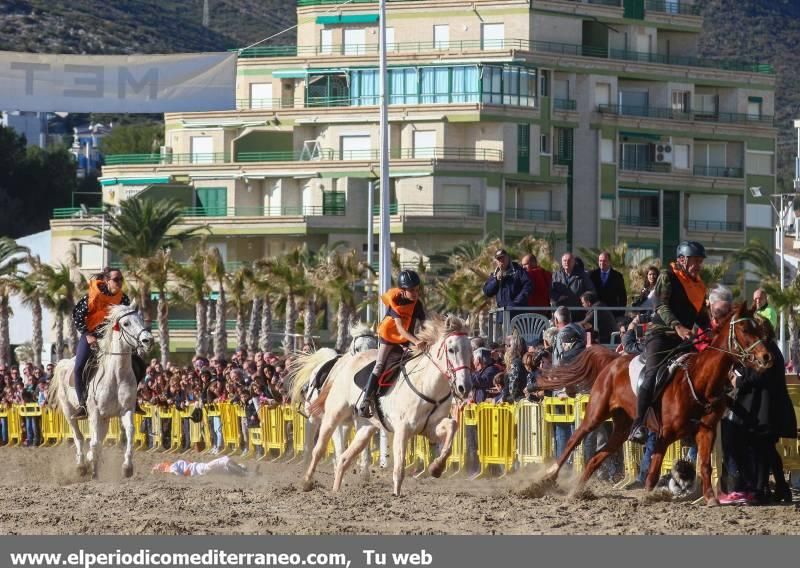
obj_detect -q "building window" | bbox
[517,124,530,174]
[747,96,763,119]
[600,197,614,220]
[486,186,500,212]
[433,25,449,49]
[190,136,214,164]
[80,244,102,270]
[249,83,273,110]
[412,130,436,158]
[481,23,504,49]
[344,28,366,55]
[320,29,333,54]
[420,67,449,103]
[340,134,372,160]
[619,191,659,227]
[481,65,536,107]
[595,82,610,107]
[600,139,615,164]
[540,134,550,155]
[619,143,651,170]
[388,68,419,105]
[673,144,690,169]
[385,27,395,52]
[746,151,774,176]
[351,69,379,106]
[671,91,690,112]
[694,93,718,117]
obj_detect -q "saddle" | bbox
[80,350,146,388]
[353,359,404,398]
[628,351,694,429]
[312,356,341,391]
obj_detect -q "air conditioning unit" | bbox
[160,146,173,164]
[654,139,673,164]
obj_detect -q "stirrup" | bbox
[73,405,88,419]
[628,422,648,445]
[358,398,375,418]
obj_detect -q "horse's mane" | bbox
[96,303,137,354]
[411,314,468,354]
[538,345,621,392]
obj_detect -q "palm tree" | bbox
[39,263,76,360]
[732,239,778,285]
[763,275,800,370]
[317,249,369,351]
[173,244,211,358]
[251,261,277,353]
[143,249,174,366]
[11,254,45,366]
[84,199,206,326]
[206,247,227,359]
[265,248,307,353]
[247,295,262,355]
[0,238,30,366]
[227,264,254,353]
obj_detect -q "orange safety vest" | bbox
[85,279,123,333]
[377,288,418,344]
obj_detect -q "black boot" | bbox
[358,372,380,418]
[628,419,648,445]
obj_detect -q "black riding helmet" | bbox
[676,241,706,259]
[398,270,421,290]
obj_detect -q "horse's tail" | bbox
[308,376,334,418]
[47,360,70,410]
[538,345,620,392]
[287,348,339,405]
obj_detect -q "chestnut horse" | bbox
[539,304,772,505]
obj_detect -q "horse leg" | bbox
[644,437,670,490]
[695,424,718,506]
[427,417,456,479]
[331,423,348,468]
[333,424,378,491]
[302,406,348,492]
[304,417,319,465]
[577,412,632,489]
[392,424,410,497]
[66,415,87,475]
[545,403,612,483]
[357,419,372,480]
[121,409,135,478]
[87,414,109,480]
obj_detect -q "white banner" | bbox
[0,51,237,113]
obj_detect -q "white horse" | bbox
[289,323,378,473]
[48,304,153,478]
[301,315,473,496]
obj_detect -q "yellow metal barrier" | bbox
[287,406,306,462]
[3,404,22,446]
[411,434,431,476]
[203,403,222,454]
[41,407,62,446]
[778,385,800,471]
[474,403,516,478]
[542,396,576,423]
[260,404,289,460]
[219,402,242,454]
[157,406,182,453]
[17,403,42,447]
[516,401,549,465]
[444,407,468,475]
[133,404,151,450]
[146,404,164,452]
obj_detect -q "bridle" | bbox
[691,316,764,365]
[421,331,472,401]
[100,309,151,355]
[349,333,378,355]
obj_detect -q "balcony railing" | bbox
[597,104,774,126]
[619,215,660,227]
[341,147,504,161]
[236,150,335,162]
[644,0,701,15]
[687,220,743,232]
[505,208,562,222]
[372,204,481,216]
[619,161,672,174]
[52,207,104,219]
[104,153,230,165]
[233,38,773,75]
[692,165,744,178]
[181,206,345,217]
[553,99,577,111]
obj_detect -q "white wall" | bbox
[9,230,54,349]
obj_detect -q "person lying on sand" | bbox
[151,456,248,477]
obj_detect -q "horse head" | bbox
[417,314,473,400]
[719,303,772,371]
[102,303,154,354]
[349,321,378,354]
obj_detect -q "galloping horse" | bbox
[288,322,378,472]
[300,315,472,496]
[48,304,153,478]
[539,304,772,505]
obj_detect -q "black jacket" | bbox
[501,357,525,403]
[483,262,532,308]
[471,364,500,403]
[732,342,797,440]
[589,268,627,315]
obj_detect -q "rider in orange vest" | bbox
[71,268,131,418]
[358,270,428,418]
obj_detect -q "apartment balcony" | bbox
[233,38,773,76]
[372,204,483,234]
[506,208,562,222]
[617,161,744,190]
[686,219,743,232]
[553,98,577,112]
[597,104,774,128]
[644,0,701,16]
[618,215,659,228]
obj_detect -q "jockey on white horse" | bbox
[71,267,146,418]
[358,269,428,418]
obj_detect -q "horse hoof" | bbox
[428,464,444,479]
[706,497,720,507]
[123,465,133,478]
[302,479,314,492]
[77,464,88,477]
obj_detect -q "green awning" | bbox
[619,131,662,143]
[619,188,660,197]
[272,69,307,78]
[316,14,379,24]
[100,177,172,186]
[748,96,763,103]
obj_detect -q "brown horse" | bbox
[539,304,772,505]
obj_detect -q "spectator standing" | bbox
[633,265,660,310]
[471,348,500,404]
[550,252,595,322]
[589,251,627,319]
[500,332,526,403]
[483,249,532,309]
[578,291,617,344]
[753,288,778,330]
[521,254,552,310]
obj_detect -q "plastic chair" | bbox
[509,313,550,345]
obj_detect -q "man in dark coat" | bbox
[550,252,595,322]
[483,249,532,309]
[589,251,627,319]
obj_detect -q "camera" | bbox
[637,312,652,324]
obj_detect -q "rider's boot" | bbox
[74,376,88,419]
[629,383,654,444]
[358,372,380,418]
